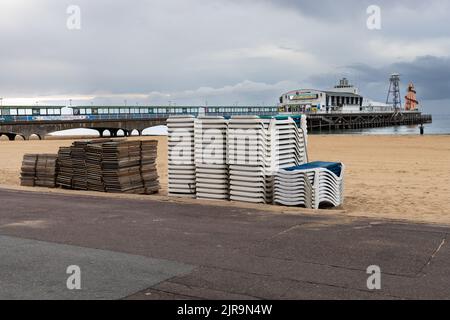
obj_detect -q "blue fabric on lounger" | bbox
[284,161,342,177]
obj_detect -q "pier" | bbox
[0,104,433,140]
[305,111,432,132]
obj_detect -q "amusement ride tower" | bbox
[404,82,419,111]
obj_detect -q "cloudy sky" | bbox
[1,0,449,112]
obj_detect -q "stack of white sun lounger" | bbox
[273,161,345,209]
[167,114,344,209]
[167,116,196,198]
[227,116,272,203]
[300,115,308,147]
[267,116,308,168]
[226,116,308,204]
[194,116,229,200]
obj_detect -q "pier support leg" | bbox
[98,129,105,138]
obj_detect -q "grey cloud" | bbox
[307,56,450,105]
[347,56,450,102]
[0,0,449,110]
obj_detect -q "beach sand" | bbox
[1,135,449,225]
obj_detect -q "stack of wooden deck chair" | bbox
[71,141,89,190]
[54,139,160,195]
[194,116,229,200]
[102,140,144,194]
[167,116,196,198]
[34,154,59,188]
[140,140,160,194]
[20,154,59,188]
[20,154,38,187]
[56,147,73,188]
[273,161,345,209]
[86,143,105,192]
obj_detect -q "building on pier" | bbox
[278,78,395,114]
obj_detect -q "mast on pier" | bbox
[386,73,402,113]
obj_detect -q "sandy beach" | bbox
[1,135,449,225]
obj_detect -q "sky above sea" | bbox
[1,1,449,115]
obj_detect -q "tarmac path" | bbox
[0,188,449,299]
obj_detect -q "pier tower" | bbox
[386,73,402,113]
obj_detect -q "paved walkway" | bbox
[0,188,449,299]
